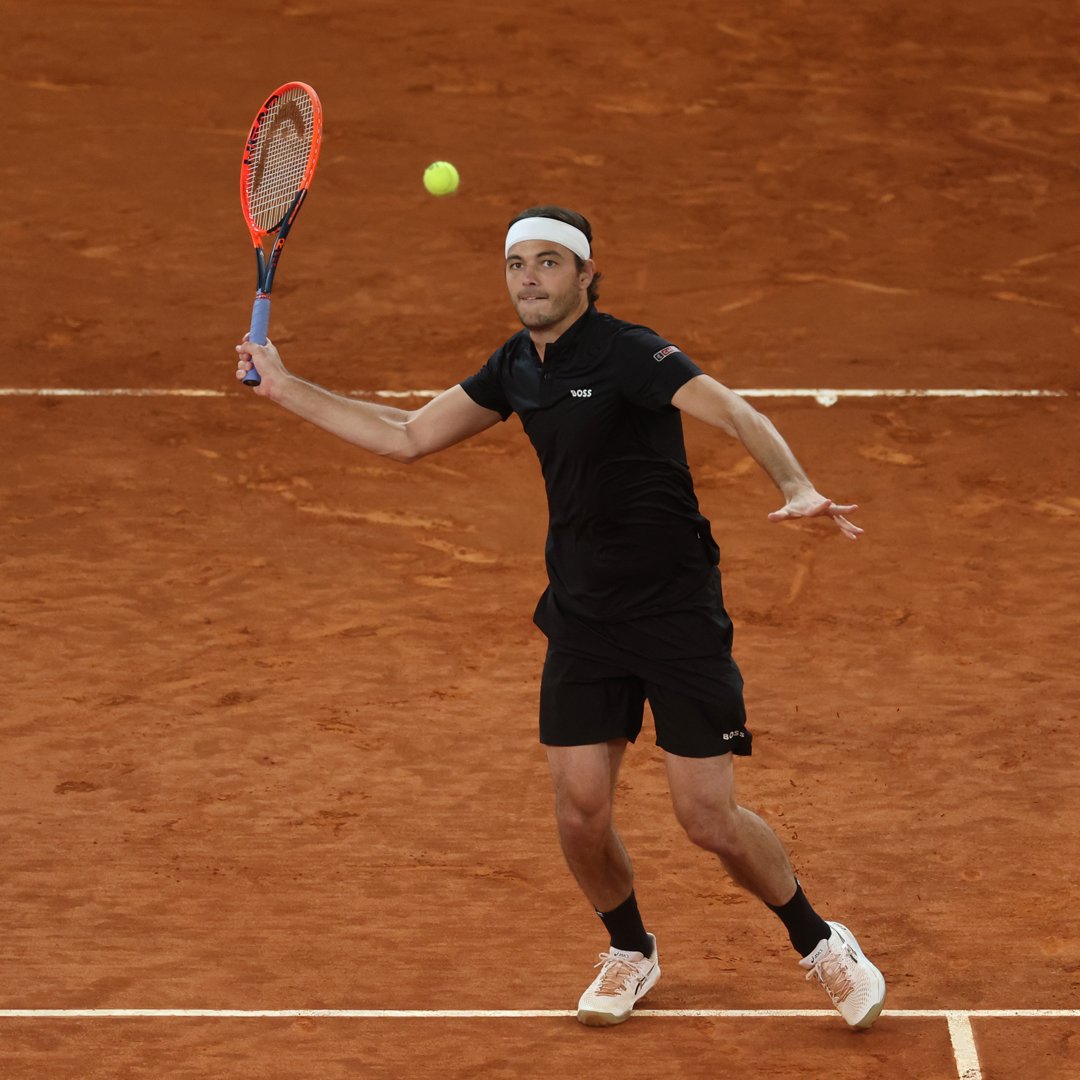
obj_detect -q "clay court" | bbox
[3,1,1079,1077]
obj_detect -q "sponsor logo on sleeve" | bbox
[652,345,680,362]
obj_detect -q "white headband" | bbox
[505,217,591,261]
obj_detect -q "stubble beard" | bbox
[514,291,578,330]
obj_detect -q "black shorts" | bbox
[539,647,751,758]
[535,567,752,758]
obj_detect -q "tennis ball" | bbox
[423,160,460,196]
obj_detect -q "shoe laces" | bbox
[592,953,640,997]
[805,948,856,1005]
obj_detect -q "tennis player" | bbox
[234,206,886,1029]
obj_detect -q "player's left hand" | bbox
[768,491,863,540]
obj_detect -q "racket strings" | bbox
[246,88,315,233]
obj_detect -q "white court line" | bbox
[2,1006,1071,1015]
[3,1007,1076,1078]
[737,388,1069,407]
[0,1008,1076,1018]
[947,1012,983,1080]
[0,387,1071,408]
[0,388,227,397]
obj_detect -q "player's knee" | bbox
[555,795,612,846]
[678,804,741,856]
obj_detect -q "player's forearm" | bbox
[729,401,815,499]
[273,375,413,460]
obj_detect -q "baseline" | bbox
[2,1007,1078,1080]
[1,1008,1076,1017]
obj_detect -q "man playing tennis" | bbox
[234,206,886,1029]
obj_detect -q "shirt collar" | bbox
[538,304,598,364]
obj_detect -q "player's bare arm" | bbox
[235,338,501,462]
[671,373,863,540]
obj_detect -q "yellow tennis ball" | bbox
[423,160,460,196]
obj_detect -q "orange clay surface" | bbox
[2,1,1079,1077]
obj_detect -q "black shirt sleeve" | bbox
[459,345,513,421]
[615,326,703,409]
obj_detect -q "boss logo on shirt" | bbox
[653,346,679,362]
[570,388,593,398]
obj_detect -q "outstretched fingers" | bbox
[768,497,864,539]
[831,513,864,540]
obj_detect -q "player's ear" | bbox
[579,258,596,288]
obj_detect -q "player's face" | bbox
[506,240,594,334]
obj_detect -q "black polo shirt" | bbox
[461,305,721,628]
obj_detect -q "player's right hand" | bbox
[235,335,289,398]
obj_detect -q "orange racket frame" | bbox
[239,82,323,386]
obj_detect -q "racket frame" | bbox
[239,81,323,384]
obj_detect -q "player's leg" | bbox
[547,740,660,1026]
[663,751,796,905]
[545,739,632,913]
[540,650,659,1025]
[647,674,799,906]
[663,750,885,1028]
[540,650,647,923]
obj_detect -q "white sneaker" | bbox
[576,933,660,1026]
[800,921,886,1029]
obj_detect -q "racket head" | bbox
[240,82,323,244]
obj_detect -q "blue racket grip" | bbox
[243,295,271,386]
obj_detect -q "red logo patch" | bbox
[652,345,679,362]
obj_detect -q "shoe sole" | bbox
[576,962,661,1027]
[576,1007,633,1027]
[830,923,887,1029]
[854,993,886,1030]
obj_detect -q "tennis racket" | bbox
[239,82,323,386]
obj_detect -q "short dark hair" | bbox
[507,205,602,303]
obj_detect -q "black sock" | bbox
[596,890,653,957]
[767,881,831,957]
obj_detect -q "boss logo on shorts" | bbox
[570,388,593,398]
[722,730,747,741]
[653,345,679,362]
